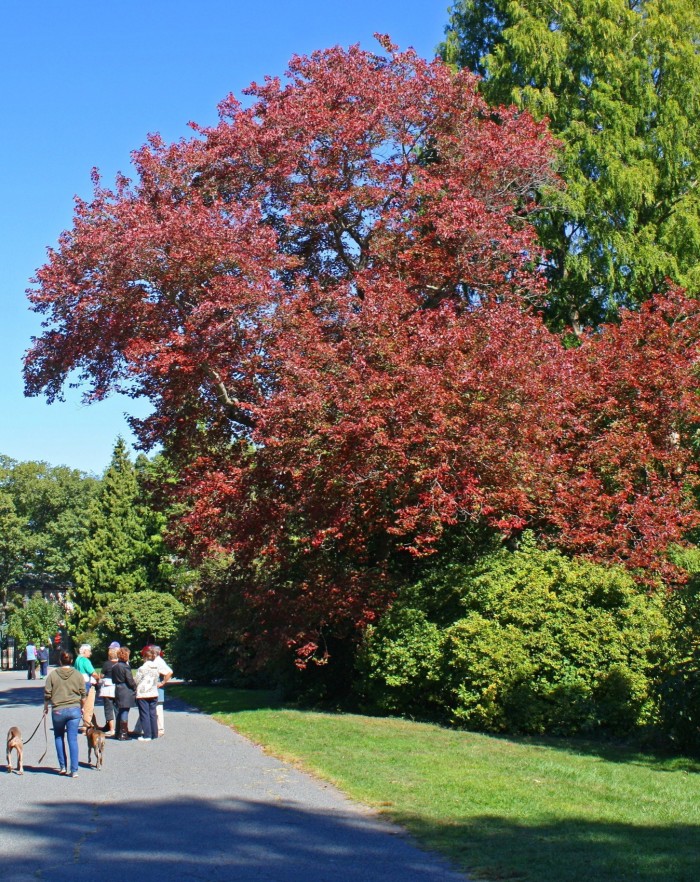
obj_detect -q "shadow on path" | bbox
[0,682,46,709]
[0,795,462,882]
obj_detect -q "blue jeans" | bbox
[137,698,158,739]
[52,706,81,773]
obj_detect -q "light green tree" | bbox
[0,456,98,583]
[0,491,31,622]
[7,595,63,647]
[440,0,700,331]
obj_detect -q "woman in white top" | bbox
[133,647,161,741]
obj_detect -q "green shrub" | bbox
[654,555,700,751]
[96,589,185,651]
[357,536,668,736]
[356,607,444,717]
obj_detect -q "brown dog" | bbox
[85,717,105,770]
[6,727,23,775]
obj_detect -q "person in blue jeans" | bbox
[43,651,86,777]
[37,642,50,677]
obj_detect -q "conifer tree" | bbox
[441,0,700,330]
[70,439,149,633]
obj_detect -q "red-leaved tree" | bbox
[24,40,700,664]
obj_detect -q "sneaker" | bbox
[58,768,67,775]
[137,736,149,742]
[70,772,79,778]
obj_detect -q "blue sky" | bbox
[0,1,447,475]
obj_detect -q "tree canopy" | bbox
[0,491,31,622]
[0,456,98,585]
[23,41,700,662]
[441,0,700,330]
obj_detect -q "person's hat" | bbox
[108,641,120,649]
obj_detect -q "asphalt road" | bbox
[0,670,467,881]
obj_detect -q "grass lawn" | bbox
[170,685,700,882]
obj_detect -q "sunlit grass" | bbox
[171,685,700,882]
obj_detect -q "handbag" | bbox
[100,676,115,698]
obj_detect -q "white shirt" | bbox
[153,655,173,677]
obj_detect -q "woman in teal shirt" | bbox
[74,643,100,726]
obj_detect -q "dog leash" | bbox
[22,709,49,764]
[21,708,47,746]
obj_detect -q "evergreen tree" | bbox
[441,0,700,331]
[70,439,150,633]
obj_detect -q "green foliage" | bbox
[69,439,181,634]
[0,455,98,585]
[71,439,148,632]
[169,618,229,684]
[0,490,32,620]
[355,607,445,717]
[7,595,62,646]
[97,589,184,651]
[168,554,269,686]
[358,538,667,735]
[133,453,187,592]
[653,549,700,750]
[440,0,700,330]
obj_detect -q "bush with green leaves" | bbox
[96,589,184,652]
[357,537,668,735]
[355,606,445,718]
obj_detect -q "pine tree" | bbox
[441,0,700,330]
[70,439,149,633]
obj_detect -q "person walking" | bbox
[112,647,137,740]
[37,642,50,678]
[134,647,161,741]
[25,640,38,680]
[43,650,86,777]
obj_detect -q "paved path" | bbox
[0,670,467,881]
